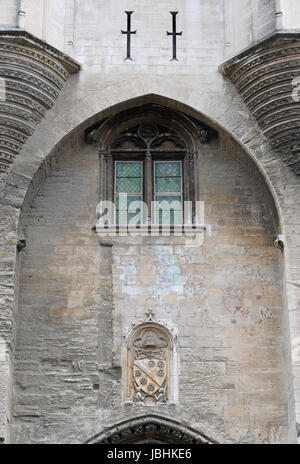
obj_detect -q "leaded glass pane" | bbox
[155,196,183,210]
[155,176,181,193]
[155,162,181,177]
[154,195,183,225]
[116,177,142,194]
[115,195,142,210]
[115,195,142,225]
[116,210,142,226]
[156,209,182,225]
[116,162,142,178]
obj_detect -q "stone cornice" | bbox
[0,29,80,74]
[220,31,300,175]
[0,30,80,174]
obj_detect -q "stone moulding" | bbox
[86,415,214,444]
[220,31,300,175]
[0,30,80,174]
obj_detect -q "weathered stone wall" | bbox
[224,0,276,59]
[278,0,300,29]
[0,0,17,28]
[0,0,279,61]
[9,128,288,444]
[0,0,299,445]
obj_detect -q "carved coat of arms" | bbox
[132,329,169,405]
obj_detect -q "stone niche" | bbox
[122,314,178,407]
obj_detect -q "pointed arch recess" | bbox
[10,93,282,236]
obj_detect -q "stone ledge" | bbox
[96,224,207,247]
[0,29,80,74]
[220,31,300,176]
[0,30,80,175]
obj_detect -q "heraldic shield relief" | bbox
[134,358,167,396]
[131,327,170,405]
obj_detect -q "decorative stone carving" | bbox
[86,105,215,230]
[138,123,159,142]
[196,124,211,144]
[132,329,169,405]
[274,234,285,250]
[184,152,194,165]
[17,239,26,252]
[86,415,213,444]
[0,30,80,174]
[123,310,177,406]
[220,32,300,175]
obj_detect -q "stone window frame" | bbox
[86,104,213,229]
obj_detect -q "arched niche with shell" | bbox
[122,315,178,407]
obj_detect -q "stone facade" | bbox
[0,30,79,173]
[0,0,299,444]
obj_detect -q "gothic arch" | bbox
[6,91,283,232]
[0,83,298,442]
[85,415,216,444]
[86,103,216,226]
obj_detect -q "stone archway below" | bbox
[86,415,215,444]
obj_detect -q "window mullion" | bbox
[144,149,152,224]
[106,150,113,202]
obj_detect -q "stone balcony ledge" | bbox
[95,223,208,247]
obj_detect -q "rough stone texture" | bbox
[223,0,277,59]
[221,32,300,176]
[0,0,299,444]
[0,337,10,443]
[1,80,298,444]
[0,30,79,174]
[0,0,18,28]
[8,132,288,444]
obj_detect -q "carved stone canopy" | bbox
[134,330,168,349]
[85,104,214,151]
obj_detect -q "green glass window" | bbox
[154,161,183,225]
[115,161,143,225]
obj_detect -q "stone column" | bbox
[104,151,113,202]
[185,152,197,224]
[98,149,106,203]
